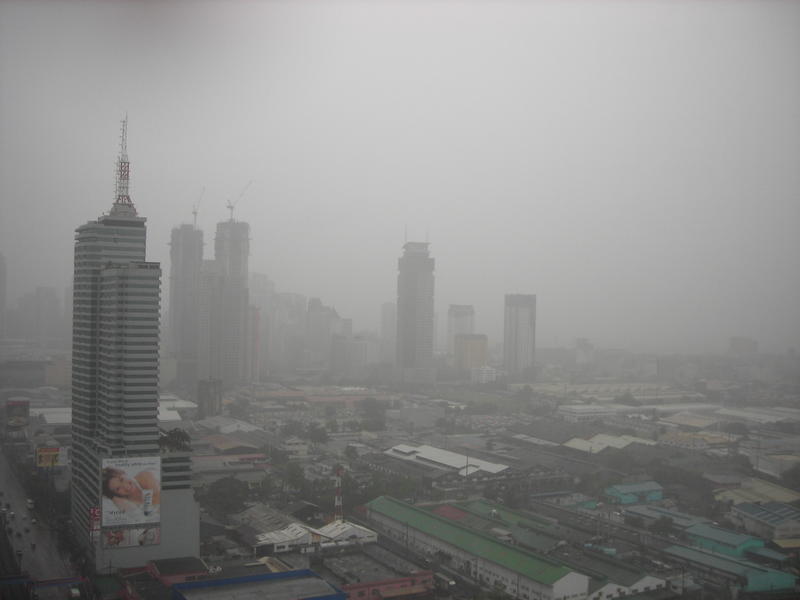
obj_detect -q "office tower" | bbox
[249,272,276,379]
[380,302,396,364]
[0,252,5,340]
[447,304,475,356]
[729,336,758,356]
[306,298,340,371]
[168,223,203,387]
[70,120,197,570]
[396,242,435,383]
[504,294,536,379]
[214,219,250,386]
[454,333,488,372]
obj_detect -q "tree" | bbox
[203,477,249,517]
[307,425,329,444]
[650,516,674,536]
[284,463,306,492]
[282,420,305,437]
[159,428,192,452]
[782,463,800,490]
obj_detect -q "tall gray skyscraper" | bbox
[196,219,250,388]
[70,120,197,570]
[0,252,6,340]
[447,304,475,356]
[380,301,397,364]
[503,294,537,380]
[396,242,435,383]
[168,223,203,387]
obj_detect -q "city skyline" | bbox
[1,1,799,355]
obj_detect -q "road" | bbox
[0,449,75,599]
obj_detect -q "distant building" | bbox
[604,481,663,505]
[0,252,5,339]
[168,223,203,387]
[446,304,475,356]
[379,301,396,364]
[214,219,250,387]
[503,294,536,380]
[454,333,488,372]
[729,336,758,356]
[396,243,435,383]
[729,502,800,540]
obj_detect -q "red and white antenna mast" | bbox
[333,465,344,523]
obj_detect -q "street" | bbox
[0,449,75,599]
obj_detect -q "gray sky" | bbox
[1,0,798,354]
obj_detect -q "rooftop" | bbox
[367,496,574,586]
[686,524,760,548]
[607,481,663,495]
[174,570,342,600]
[384,444,508,477]
[733,502,800,527]
[623,505,710,529]
[152,556,208,576]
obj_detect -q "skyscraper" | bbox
[396,242,435,383]
[380,301,397,365]
[215,219,250,386]
[503,294,537,380]
[168,223,203,387]
[70,120,197,570]
[446,304,475,356]
[0,252,6,340]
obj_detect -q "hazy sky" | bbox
[1,0,798,354]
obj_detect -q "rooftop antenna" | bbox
[111,113,136,215]
[226,180,252,221]
[192,187,205,228]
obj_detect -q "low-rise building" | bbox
[366,496,589,600]
[685,524,764,558]
[729,502,800,540]
[605,482,663,505]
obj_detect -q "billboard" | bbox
[102,526,160,548]
[101,456,161,527]
[36,446,68,467]
[5,399,30,429]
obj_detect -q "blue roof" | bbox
[734,502,800,526]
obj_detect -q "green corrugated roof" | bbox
[367,496,573,585]
[460,499,558,532]
[686,524,762,548]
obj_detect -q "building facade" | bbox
[503,294,536,380]
[168,224,203,387]
[70,120,197,570]
[396,242,435,383]
[446,304,475,356]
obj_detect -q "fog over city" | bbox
[1,0,799,353]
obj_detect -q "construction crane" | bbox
[226,180,252,221]
[192,187,205,228]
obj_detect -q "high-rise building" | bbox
[214,220,250,386]
[70,120,197,570]
[0,252,6,340]
[168,223,203,387]
[380,302,396,364]
[454,333,488,372]
[396,242,435,383]
[447,304,475,356]
[503,294,536,380]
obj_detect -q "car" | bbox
[31,518,37,525]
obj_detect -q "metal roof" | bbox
[606,481,663,495]
[384,444,509,476]
[367,496,575,586]
[686,524,760,548]
[733,502,800,526]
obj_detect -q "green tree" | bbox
[203,476,249,517]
